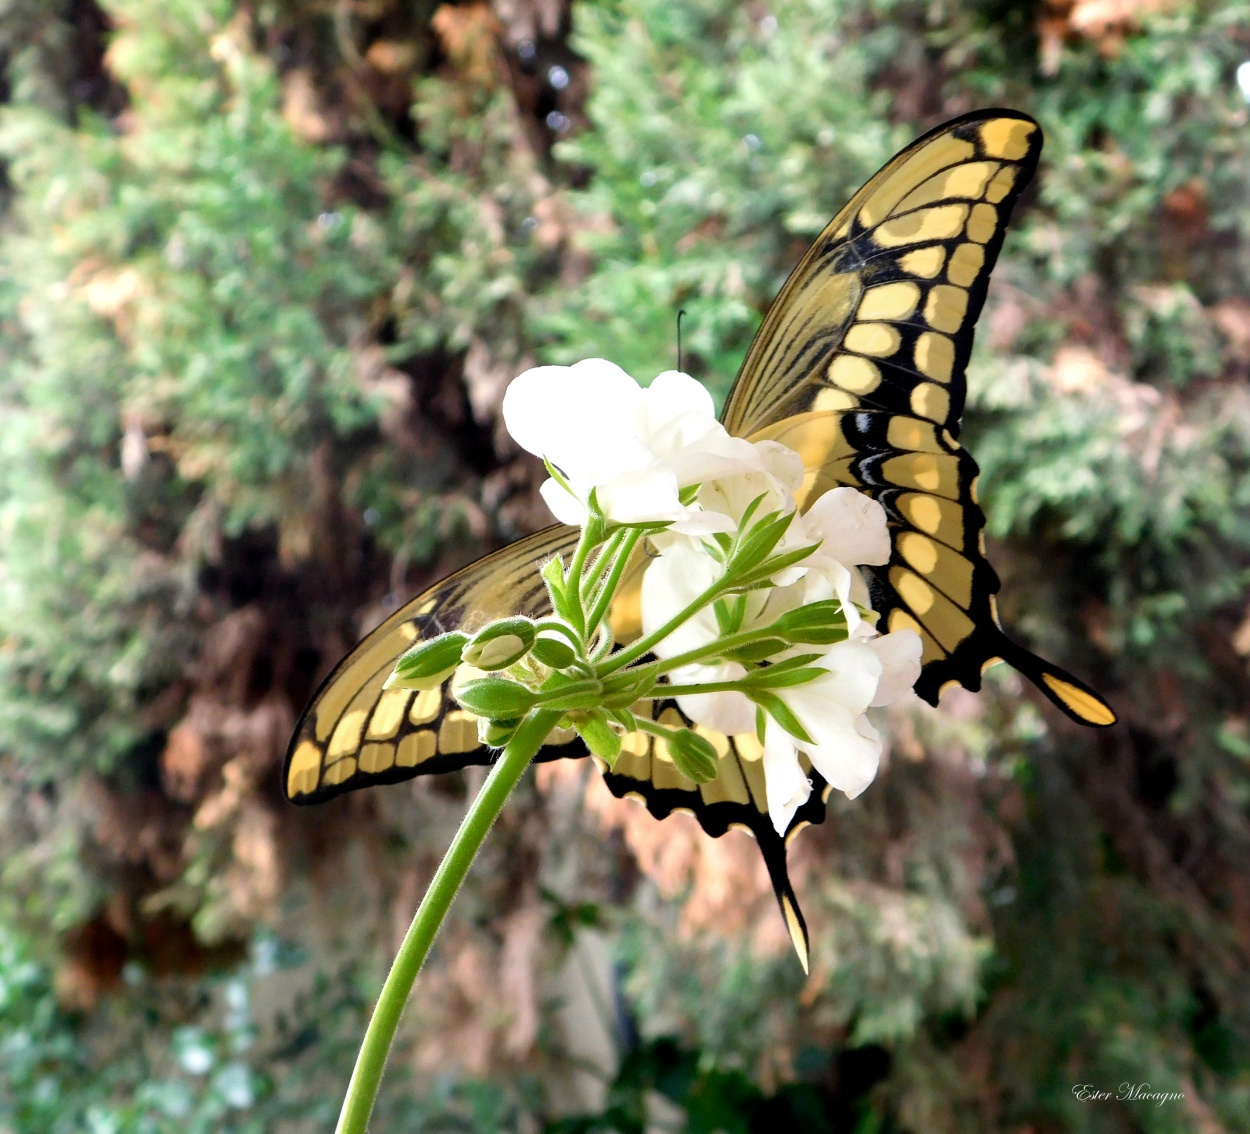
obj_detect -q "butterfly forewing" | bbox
[722,110,1114,726]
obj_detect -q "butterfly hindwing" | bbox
[284,525,581,804]
[600,699,828,969]
[723,109,1115,727]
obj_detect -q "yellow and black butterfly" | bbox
[283,110,1116,969]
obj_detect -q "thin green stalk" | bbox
[599,577,725,675]
[585,528,642,636]
[566,524,601,637]
[335,708,561,1134]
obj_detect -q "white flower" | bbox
[639,454,923,835]
[502,359,761,532]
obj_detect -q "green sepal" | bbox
[600,667,655,708]
[771,600,849,644]
[387,631,468,690]
[723,543,822,593]
[744,665,825,689]
[463,617,536,670]
[542,557,577,625]
[748,690,814,745]
[726,508,795,577]
[532,630,577,669]
[455,677,538,720]
[572,711,621,765]
[665,728,719,783]
[721,637,789,664]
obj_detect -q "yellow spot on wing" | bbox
[858,282,921,321]
[914,332,954,382]
[324,757,357,786]
[897,492,965,547]
[359,742,396,774]
[287,741,323,797]
[397,729,437,767]
[328,711,366,759]
[924,285,969,334]
[947,243,985,287]
[843,322,900,357]
[910,383,951,423]
[828,355,880,394]
[874,203,969,248]
[1041,674,1117,725]
[882,453,960,498]
[979,118,1036,160]
[985,165,1018,203]
[813,387,858,412]
[894,161,996,213]
[967,203,998,243]
[367,689,412,739]
[887,418,943,454]
[409,686,443,725]
[898,246,946,278]
[438,711,480,754]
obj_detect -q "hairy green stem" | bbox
[585,528,642,636]
[600,578,725,675]
[335,708,561,1134]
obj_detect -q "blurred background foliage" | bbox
[0,0,1248,1129]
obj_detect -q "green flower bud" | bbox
[479,717,521,747]
[386,631,468,690]
[664,728,719,783]
[572,711,621,765]
[455,677,538,720]
[531,630,577,669]
[463,617,536,670]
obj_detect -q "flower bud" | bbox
[454,677,538,720]
[463,617,536,670]
[479,717,521,747]
[531,630,577,669]
[386,631,468,690]
[664,728,719,784]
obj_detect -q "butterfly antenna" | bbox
[676,308,687,373]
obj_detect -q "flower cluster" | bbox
[390,359,922,837]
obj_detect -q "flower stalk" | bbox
[335,707,562,1134]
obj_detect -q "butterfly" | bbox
[283,109,1116,970]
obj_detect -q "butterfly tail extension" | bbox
[767,826,811,974]
[994,635,1117,727]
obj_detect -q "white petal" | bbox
[819,639,883,715]
[502,360,647,482]
[802,706,882,799]
[753,440,806,493]
[644,370,716,426]
[640,544,720,656]
[763,722,812,835]
[804,487,891,566]
[596,466,683,525]
[538,477,587,526]
[867,630,923,706]
[676,685,757,735]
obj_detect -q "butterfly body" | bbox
[283,110,1116,960]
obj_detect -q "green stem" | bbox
[566,524,601,637]
[335,708,561,1134]
[585,528,642,637]
[599,578,725,676]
